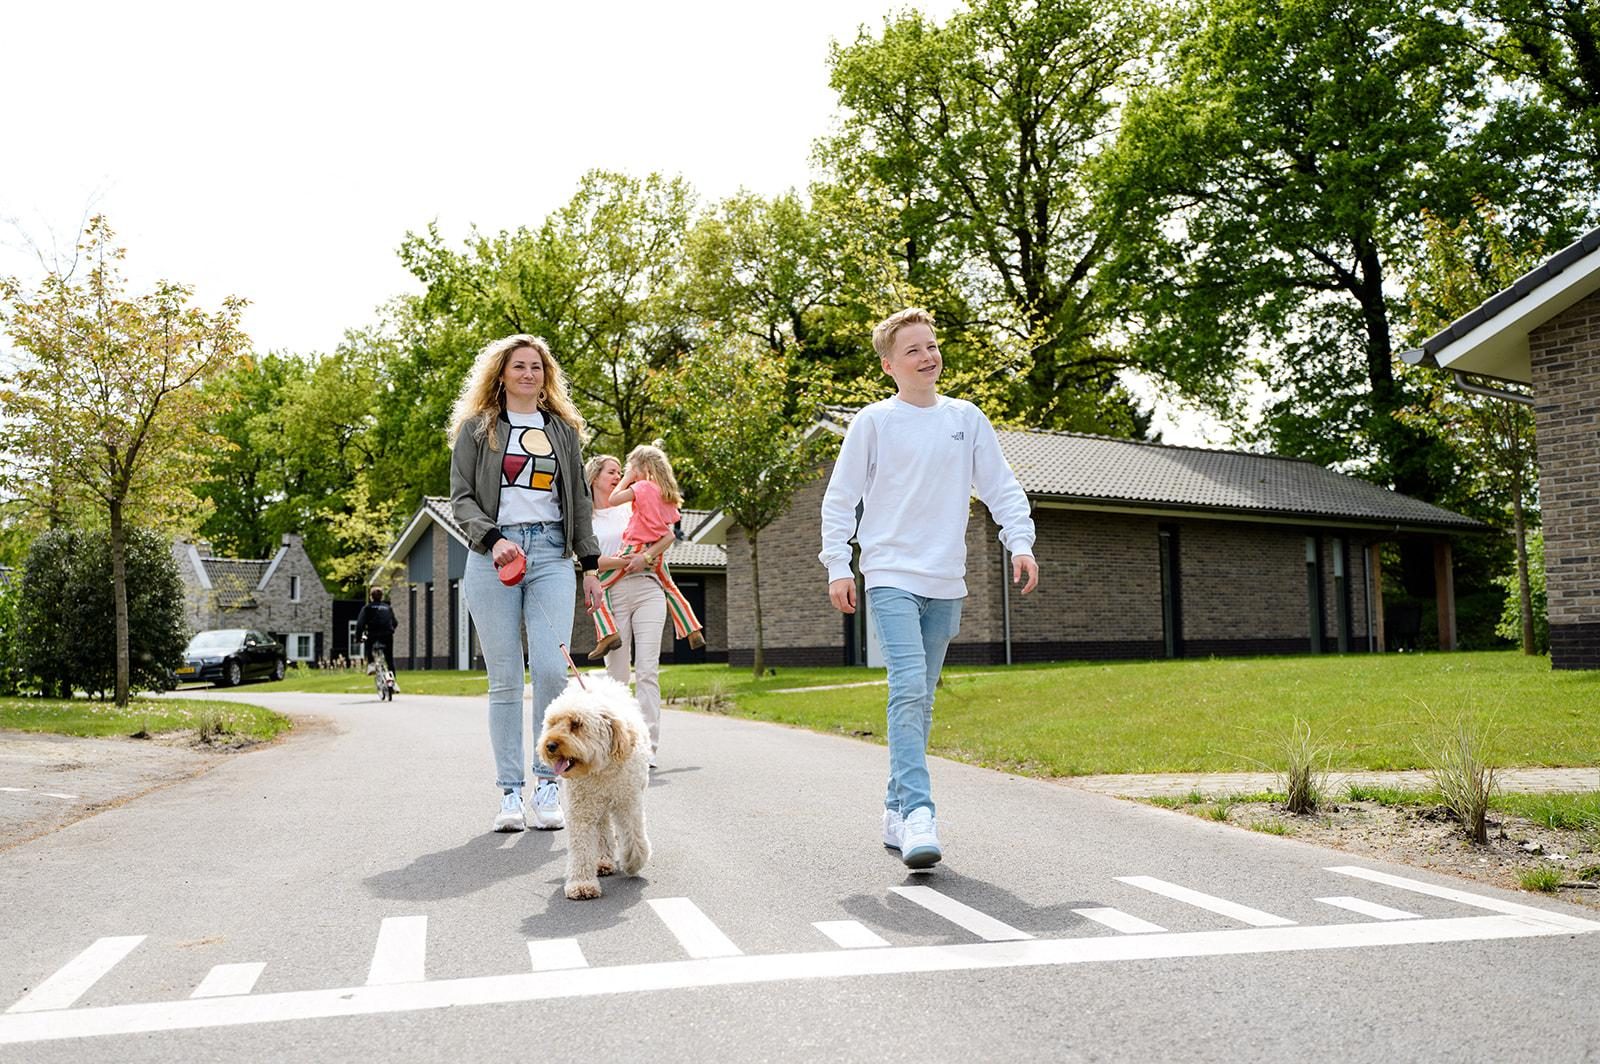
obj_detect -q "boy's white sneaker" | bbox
[493,791,525,833]
[882,808,904,850]
[527,779,565,830]
[900,807,941,868]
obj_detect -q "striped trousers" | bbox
[593,543,701,641]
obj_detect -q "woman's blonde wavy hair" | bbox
[583,454,621,498]
[448,334,585,450]
[625,443,682,508]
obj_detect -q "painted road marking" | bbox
[1115,877,1295,927]
[366,917,427,985]
[813,921,890,949]
[1328,866,1597,932]
[6,906,1598,1045]
[891,886,1034,942]
[1315,896,1420,921]
[527,939,587,972]
[0,787,78,800]
[1072,907,1166,934]
[192,963,267,999]
[647,898,742,959]
[5,937,145,1014]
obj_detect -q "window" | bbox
[289,575,301,602]
[288,633,314,661]
[1306,537,1324,653]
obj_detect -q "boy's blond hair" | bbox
[626,443,683,507]
[871,307,937,359]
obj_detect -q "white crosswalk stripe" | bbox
[648,897,742,958]
[366,916,428,985]
[4,869,1596,1047]
[192,963,267,999]
[1115,876,1295,927]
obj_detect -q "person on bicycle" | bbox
[354,587,398,681]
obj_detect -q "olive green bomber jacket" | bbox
[448,411,600,572]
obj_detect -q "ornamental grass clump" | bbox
[1276,718,1330,815]
[1421,715,1498,844]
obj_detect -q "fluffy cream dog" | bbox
[536,674,652,900]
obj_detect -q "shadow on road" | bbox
[363,829,563,901]
[520,870,654,934]
[837,865,1103,942]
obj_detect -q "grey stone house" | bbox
[171,534,334,663]
[374,496,727,670]
[1404,224,1600,669]
[694,411,1484,668]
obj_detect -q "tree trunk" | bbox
[1512,482,1535,655]
[749,530,765,679]
[110,498,131,707]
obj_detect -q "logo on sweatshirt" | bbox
[951,431,965,441]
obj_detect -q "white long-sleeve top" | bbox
[818,396,1036,599]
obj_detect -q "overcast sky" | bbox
[1,0,1224,444]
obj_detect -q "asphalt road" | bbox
[2,685,1597,1063]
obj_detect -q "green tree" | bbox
[15,525,187,699]
[1496,530,1547,653]
[1402,201,1542,652]
[0,218,247,705]
[400,170,694,455]
[1470,0,1600,169]
[1103,0,1501,496]
[656,337,826,677]
[821,0,1187,432]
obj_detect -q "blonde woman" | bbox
[585,453,668,766]
[450,335,603,833]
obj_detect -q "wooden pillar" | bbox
[1368,543,1386,653]
[1433,538,1456,651]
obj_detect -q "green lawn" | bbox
[276,651,1599,777]
[0,696,293,741]
[663,651,1600,777]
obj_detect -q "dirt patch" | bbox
[1147,796,1600,908]
[0,720,324,851]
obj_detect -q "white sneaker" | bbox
[527,779,564,830]
[882,808,903,851]
[493,791,525,833]
[900,807,941,869]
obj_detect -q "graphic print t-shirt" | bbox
[495,410,563,526]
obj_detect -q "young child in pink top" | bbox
[588,444,706,658]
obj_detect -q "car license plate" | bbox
[175,666,195,675]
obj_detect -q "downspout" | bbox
[1451,371,1534,406]
[1000,546,1013,666]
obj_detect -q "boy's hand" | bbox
[828,578,856,614]
[1013,554,1039,594]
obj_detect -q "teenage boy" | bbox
[819,308,1039,868]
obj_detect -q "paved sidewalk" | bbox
[1061,766,1600,799]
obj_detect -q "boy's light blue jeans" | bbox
[462,521,576,791]
[867,586,963,819]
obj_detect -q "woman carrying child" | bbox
[588,443,705,662]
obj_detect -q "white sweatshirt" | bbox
[819,396,1036,599]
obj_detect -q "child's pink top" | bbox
[624,480,679,546]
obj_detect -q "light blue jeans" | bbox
[462,521,576,791]
[867,587,963,819]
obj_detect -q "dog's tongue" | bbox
[553,758,574,776]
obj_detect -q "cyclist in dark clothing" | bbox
[354,588,397,676]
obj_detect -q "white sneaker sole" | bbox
[493,813,525,833]
[902,843,941,869]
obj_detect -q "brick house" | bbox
[1403,224,1600,669]
[373,496,727,670]
[693,411,1484,668]
[171,533,334,664]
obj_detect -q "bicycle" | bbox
[371,644,398,701]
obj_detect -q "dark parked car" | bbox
[174,629,287,687]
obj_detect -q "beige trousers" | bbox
[601,572,667,753]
